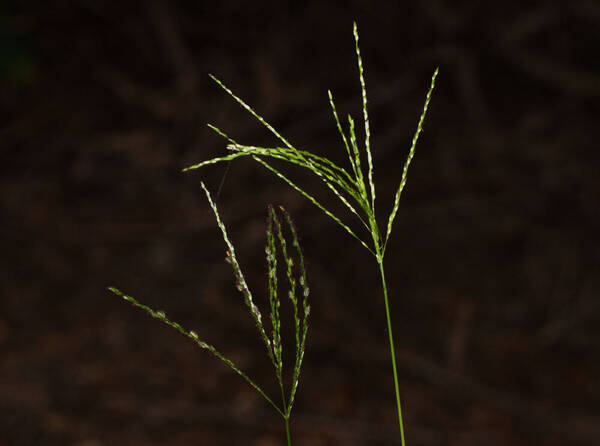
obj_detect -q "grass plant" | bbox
[184,22,438,445]
[109,182,310,445]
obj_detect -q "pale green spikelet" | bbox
[107,286,282,415]
[278,206,310,410]
[200,181,276,366]
[266,205,283,383]
[328,89,358,178]
[353,22,376,212]
[383,67,439,253]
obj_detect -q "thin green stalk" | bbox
[371,218,405,444]
[284,416,292,446]
[376,255,405,446]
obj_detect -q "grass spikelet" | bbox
[353,21,375,211]
[383,67,439,254]
[107,286,282,415]
[278,206,310,409]
[328,90,358,178]
[266,204,283,384]
[201,181,275,365]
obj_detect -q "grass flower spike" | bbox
[185,22,438,445]
[110,183,310,445]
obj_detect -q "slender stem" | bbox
[280,383,292,445]
[284,416,292,446]
[377,256,406,446]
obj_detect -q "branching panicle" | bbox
[118,22,437,446]
[110,188,312,442]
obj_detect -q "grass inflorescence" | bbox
[109,182,310,445]
[184,22,438,445]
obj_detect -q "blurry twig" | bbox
[434,44,497,133]
[147,0,198,96]
[573,0,600,22]
[500,4,600,98]
[327,337,600,445]
[502,49,600,97]
[420,0,471,34]
[98,68,176,120]
[393,347,600,444]
[98,0,200,121]
[500,5,559,46]
[131,399,441,444]
[536,274,598,348]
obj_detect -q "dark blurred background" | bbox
[2,1,600,445]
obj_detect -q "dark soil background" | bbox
[2,1,600,445]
